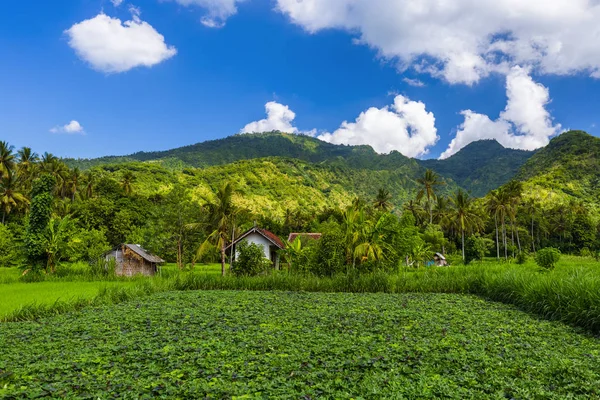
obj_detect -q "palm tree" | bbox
[486,190,502,259]
[121,171,136,195]
[0,171,29,224]
[16,147,39,188]
[69,168,81,201]
[403,199,426,226]
[433,195,452,232]
[417,169,444,224]
[504,180,523,255]
[353,213,394,265]
[373,188,393,212]
[195,182,238,276]
[450,189,481,261]
[83,170,96,199]
[0,141,15,178]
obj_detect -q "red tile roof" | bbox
[288,233,322,242]
[259,228,285,249]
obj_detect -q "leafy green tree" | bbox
[68,228,110,264]
[0,224,20,267]
[464,234,493,264]
[0,171,29,224]
[422,224,447,254]
[353,213,395,267]
[121,170,136,196]
[231,240,270,276]
[535,247,561,269]
[417,169,444,224]
[450,189,481,261]
[44,216,75,273]
[25,174,55,271]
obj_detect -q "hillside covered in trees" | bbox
[1,130,599,273]
[66,132,535,196]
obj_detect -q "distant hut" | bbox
[433,252,448,267]
[105,244,165,276]
[226,226,285,269]
[287,233,322,243]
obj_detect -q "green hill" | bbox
[516,130,600,209]
[419,140,535,197]
[67,131,539,196]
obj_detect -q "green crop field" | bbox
[2,291,600,398]
[0,281,132,318]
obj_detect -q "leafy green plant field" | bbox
[1,291,600,398]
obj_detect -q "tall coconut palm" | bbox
[0,141,15,179]
[121,171,136,196]
[83,170,96,199]
[16,147,39,188]
[450,189,481,261]
[486,190,502,259]
[373,188,393,212]
[195,182,238,276]
[417,169,444,224]
[69,168,81,201]
[504,180,523,254]
[403,199,426,226]
[0,171,29,224]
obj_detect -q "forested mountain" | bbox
[419,140,535,197]
[67,131,536,195]
[516,130,600,211]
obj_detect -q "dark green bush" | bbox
[535,248,561,269]
[231,241,271,276]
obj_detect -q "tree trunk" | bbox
[221,242,226,277]
[177,238,183,270]
[1,211,5,224]
[461,228,465,261]
[516,223,521,253]
[495,213,499,260]
[502,216,508,260]
[531,216,535,253]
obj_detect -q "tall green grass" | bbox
[3,257,600,333]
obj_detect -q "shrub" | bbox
[464,234,493,264]
[516,251,528,265]
[231,241,271,276]
[535,248,561,269]
[0,224,19,267]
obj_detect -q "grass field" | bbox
[1,290,599,398]
[0,263,222,319]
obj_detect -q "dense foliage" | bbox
[535,247,561,269]
[420,139,535,197]
[1,130,599,275]
[2,290,600,398]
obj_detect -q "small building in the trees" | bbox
[105,244,165,276]
[433,252,448,267]
[287,233,322,243]
[226,226,284,269]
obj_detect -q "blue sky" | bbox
[1,0,599,160]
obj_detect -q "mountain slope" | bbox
[419,140,535,197]
[90,157,430,219]
[516,130,600,206]
[68,132,538,196]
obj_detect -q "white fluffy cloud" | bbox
[318,96,438,157]
[440,67,561,158]
[169,0,245,28]
[65,12,177,73]
[241,101,300,134]
[111,0,124,6]
[276,0,600,84]
[50,120,85,135]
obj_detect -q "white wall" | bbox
[239,232,271,259]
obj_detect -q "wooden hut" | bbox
[105,244,165,276]
[433,252,448,267]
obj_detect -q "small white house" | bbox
[225,226,284,269]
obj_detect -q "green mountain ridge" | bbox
[66,131,538,196]
[419,140,535,197]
